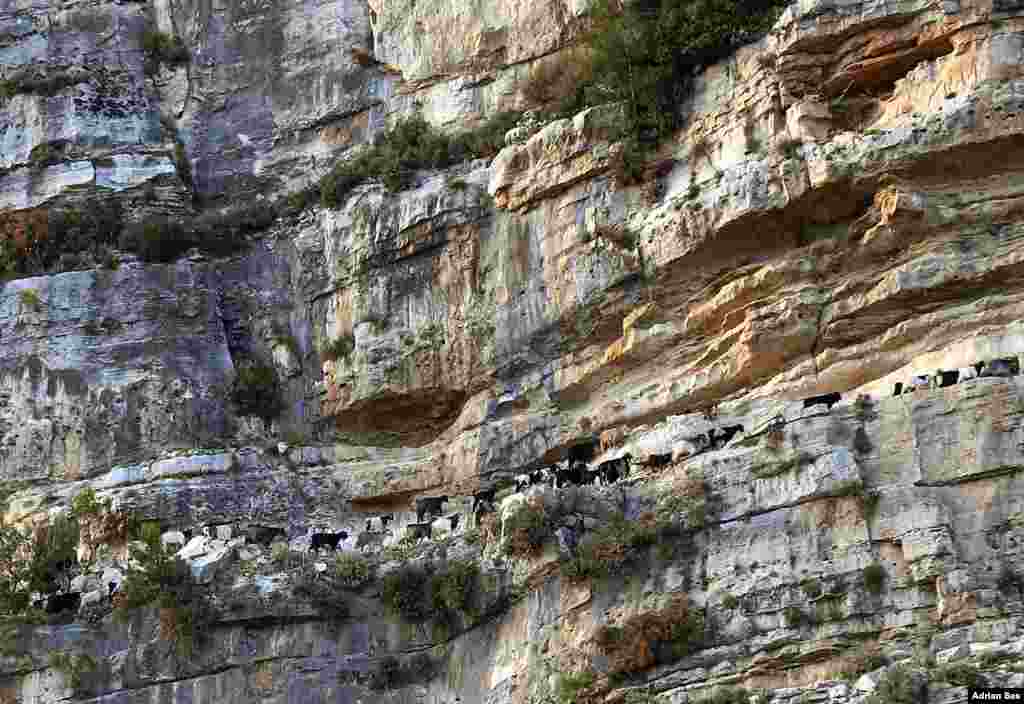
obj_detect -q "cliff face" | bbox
[3,0,1024,702]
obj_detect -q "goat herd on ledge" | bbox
[31,355,1024,616]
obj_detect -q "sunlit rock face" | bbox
[4,0,1024,701]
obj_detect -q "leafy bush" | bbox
[318,111,521,210]
[562,513,659,582]
[114,532,213,658]
[231,362,284,420]
[333,552,373,589]
[292,566,350,621]
[142,31,189,73]
[48,652,97,695]
[582,0,787,144]
[935,661,982,688]
[321,334,355,363]
[71,488,109,518]
[381,564,433,622]
[119,217,194,263]
[430,559,478,619]
[500,496,551,558]
[593,593,705,675]
[865,665,928,704]
[863,563,885,594]
[702,688,750,704]
[557,670,596,704]
[367,652,439,690]
[18,289,40,310]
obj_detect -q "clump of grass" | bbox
[321,334,355,363]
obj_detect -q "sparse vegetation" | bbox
[322,334,355,363]
[333,552,373,589]
[113,530,214,658]
[318,111,520,210]
[863,563,885,594]
[48,652,97,695]
[17,289,40,310]
[367,652,440,691]
[593,593,705,676]
[701,687,751,704]
[142,30,190,74]
[556,670,597,704]
[231,362,284,421]
[381,560,479,625]
[71,488,110,518]
[501,496,552,558]
[864,665,927,704]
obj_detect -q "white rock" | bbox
[178,535,211,560]
[277,442,288,455]
[161,530,187,548]
[855,672,879,693]
[70,575,91,593]
[215,525,232,541]
[314,561,327,573]
[828,683,849,701]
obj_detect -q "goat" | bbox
[555,461,587,488]
[309,531,349,554]
[447,514,461,533]
[182,528,194,542]
[244,525,288,547]
[473,488,497,513]
[46,592,81,615]
[567,442,597,467]
[711,425,744,449]
[380,514,394,530]
[647,453,672,467]
[893,382,904,397]
[802,392,841,411]
[356,531,387,553]
[108,581,118,598]
[529,468,547,486]
[407,522,432,542]
[415,496,449,524]
[514,474,531,493]
[599,427,627,454]
[934,369,960,388]
[982,357,1020,377]
[958,366,978,382]
[597,454,632,484]
[908,374,930,392]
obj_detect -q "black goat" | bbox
[710,425,744,449]
[182,528,194,542]
[415,496,449,523]
[245,525,288,547]
[937,370,960,387]
[597,454,632,484]
[982,357,1020,377]
[46,592,81,615]
[802,392,841,411]
[380,514,394,530]
[647,453,672,467]
[893,382,903,397]
[108,581,118,598]
[407,522,432,541]
[473,488,497,513]
[309,531,349,553]
[567,441,597,466]
[447,514,461,532]
[555,461,587,488]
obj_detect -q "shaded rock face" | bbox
[3,0,1024,703]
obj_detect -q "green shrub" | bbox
[18,289,41,310]
[114,534,214,658]
[500,497,551,558]
[936,661,982,688]
[561,513,660,582]
[322,334,355,363]
[863,563,885,594]
[333,552,373,589]
[721,593,738,610]
[783,606,809,628]
[48,652,97,694]
[702,687,750,704]
[231,362,284,421]
[71,488,109,518]
[381,565,433,622]
[292,566,350,621]
[865,665,927,704]
[583,0,787,145]
[142,30,189,73]
[557,670,596,704]
[119,217,194,263]
[430,559,478,619]
[318,111,521,210]
[800,578,822,599]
